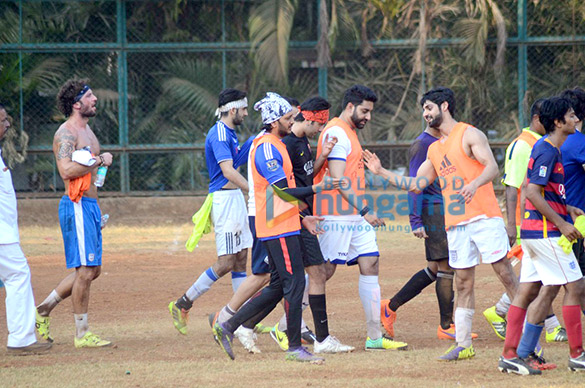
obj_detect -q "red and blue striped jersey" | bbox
[521,137,570,239]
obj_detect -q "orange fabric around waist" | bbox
[427,122,502,228]
[513,130,539,225]
[68,172,91,203]
[313,117,365,216]
[251,133,300,238]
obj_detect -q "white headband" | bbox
[215,97,248,118]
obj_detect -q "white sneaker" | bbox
[234,326,261,354]
[314,335,355,354]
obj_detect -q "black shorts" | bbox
[421,203,449,262]
[300,227,325,267]
[248,216,270,274]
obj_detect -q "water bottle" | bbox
[94,166,108,187]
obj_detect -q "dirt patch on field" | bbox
[0,212,580,387]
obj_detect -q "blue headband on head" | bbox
[73,85,91,103]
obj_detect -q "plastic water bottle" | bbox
[94,166,108,187]
[100,214,109,229]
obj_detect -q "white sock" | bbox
[495,293,511,317]
[278,309,308,332]
[74,313,89,339]
[39,290,63,316]
[217,304,236,324]
[359,274,381,340]
[544,315,561,333]
[454,308,474,348]
[302,274,310,311]
[231,271,247,293]
[186,267,218,301]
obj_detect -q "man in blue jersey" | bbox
[212,92,333,363]
[498,96,585,375]
[169,88,253,334]
[560,87,585,277]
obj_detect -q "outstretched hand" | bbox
[321,134,338,158]
[302,215,325,235]
[362,149,383,175]
[317,168,341,192]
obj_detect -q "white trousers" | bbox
[0,243,37,347]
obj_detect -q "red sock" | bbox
[502,305,527,359]
[563,305,584,358]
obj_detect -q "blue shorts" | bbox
[59,196,102,268]
[249,216,270,274]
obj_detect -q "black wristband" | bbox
[359,206,370,217]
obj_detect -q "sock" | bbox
[302,274,310,311]
[544,314,560,334]
[185,267,218,302]
[231,271,246,293]
[217,304,236,324]
[74,313,89,339]
[278,312,308,332]
[517,322,543,358]
[175,294,193,311]
[454,307,474,348]
[309,294,329,342]
[359,274,381,340]
[388,268,435,312]
[563,305,584,358]
[38,290,63,316]
[502,305,527,359]
[495,293,511,318]
[436,271,454,329]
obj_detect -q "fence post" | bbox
[317,0,327,99]
[517,0,528,127]
[117,0,130,193]
[221,0,227,90]
[18,0,24,148]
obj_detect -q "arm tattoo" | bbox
[56,131,76,160]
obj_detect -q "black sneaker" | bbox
[301,328,316,345]
[498,356,542,375]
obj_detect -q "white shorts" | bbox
[520,237,583,285]
[318,216,379,265]
[447,217,509,269]
[211,189,253,256]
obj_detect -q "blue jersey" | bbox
[560,130,585,211]
[521,137,569,239]
[205,121,241,193]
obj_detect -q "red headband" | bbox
[300,109,329,124]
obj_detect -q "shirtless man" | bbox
[35,79,113,348]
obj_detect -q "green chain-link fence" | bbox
[1,0,585,194]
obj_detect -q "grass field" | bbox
[1,218,584,387]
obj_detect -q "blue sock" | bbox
[231,271,247,292]
[185,267,219,301]
[517,322,544,358]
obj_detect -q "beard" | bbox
[275,118,291,138]
[351,108,367,129]
[233,110,244,126]
[79,102,97,118]
[428,111,443,128]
